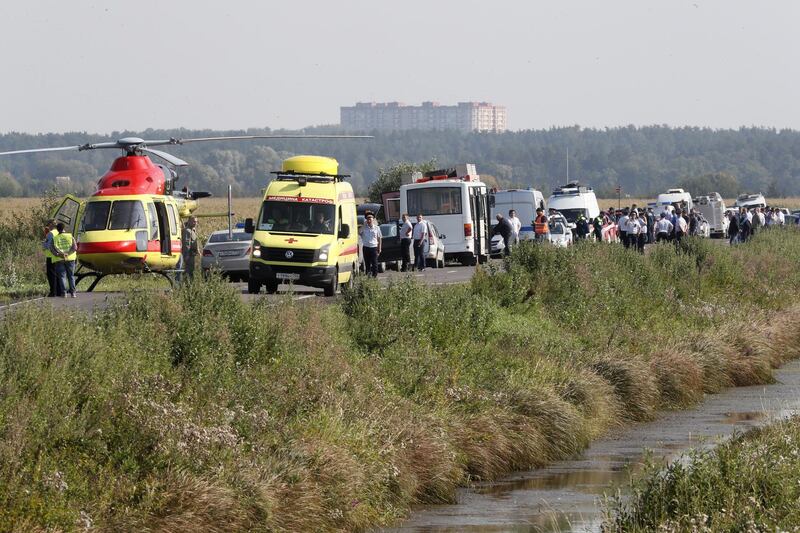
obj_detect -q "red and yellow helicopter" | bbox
[0,134,369,290]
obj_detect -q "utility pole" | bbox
[227,184,233,240]
[566,147,570,183]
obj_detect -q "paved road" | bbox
[0,262,483,318]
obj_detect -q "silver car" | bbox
[201,229,253,282]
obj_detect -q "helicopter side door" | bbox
[145,202,161,254]
[153,201,172,256]
[50,195,83,236]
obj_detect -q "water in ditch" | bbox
[388,360,800,533]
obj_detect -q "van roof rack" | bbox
[271,170,349,183]
[552,182,592,195]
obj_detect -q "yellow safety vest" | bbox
[54,232,77,262]
[45,228,60,261]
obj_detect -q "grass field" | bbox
[1,228,800,531]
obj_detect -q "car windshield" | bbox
[109,200,147,230]
[208,232,253,243]
[553,208,586,223]
[258,201,335,234]
[80,201,111,231]
[549,222,566,234]
[407,187,462,216]
[379,224,397,238]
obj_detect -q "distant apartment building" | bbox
[340,101,507,133]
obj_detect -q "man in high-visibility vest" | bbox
[533,208,549,242]
[42,218,59,297]
[53,222,78,298]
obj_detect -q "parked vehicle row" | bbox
[209,155,780,296]
[377,222,445,271]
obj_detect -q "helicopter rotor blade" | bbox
[140,148,189,167]
[0,146,83,156]
[146,134,373,146]
[0,134,373,157]
[0,141,130,156]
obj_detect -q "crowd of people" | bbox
[487,201,796,258]
[726,206,788,244]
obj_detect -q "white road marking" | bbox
[0,296,46,310]
[447,270,457,273]
[293,294,315,301]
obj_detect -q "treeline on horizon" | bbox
[0,125,798,199]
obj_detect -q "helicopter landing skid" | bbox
[75,271,106,292]
[75,270,177,292]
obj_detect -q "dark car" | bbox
[378,223,403,271]
[357,203,384,226]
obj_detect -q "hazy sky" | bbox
[1,0,798,134]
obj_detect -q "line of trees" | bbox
[0,125,798,198]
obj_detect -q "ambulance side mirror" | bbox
[338,224,350,239]
[244,218,255,234]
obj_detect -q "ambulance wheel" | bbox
[324,269,339,297]
[342,267,356,291]
[247,279,261,294]
[263,282,278,294]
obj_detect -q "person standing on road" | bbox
[634,212,647,253]
[412,213,429,271]
[727,211,739,244]
[492,214,513,256]
[738,208,752,242]
[627,212,643,253]
[360,212,382,277]
[645,208,656,243]
[576,213,590,240]
[508,209,522,246]
[750,207,762,236]
[42,218,59,297]
[399,213,413,272]
[618,209,630,248]
[534,208,549,242]
[673,209,688,246]
[592,214,603,242]
[181,216,199,281]
[655,213,673,243]
[53,222,77,298]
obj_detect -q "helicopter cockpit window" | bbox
[80,201,111,232]
[109,200,147,230]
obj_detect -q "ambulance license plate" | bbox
[276,273,300,281]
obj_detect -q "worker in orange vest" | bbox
[534,207,549,242]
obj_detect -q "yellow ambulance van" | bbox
[245,155,358,296]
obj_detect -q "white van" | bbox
[400,164,490,266]
[734,193,766,209]
[694,192,728,238]
[490,188,546,241]
[656,188,693,212]
[546,182,600,226]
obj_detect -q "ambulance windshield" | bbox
[259,200,335,234]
